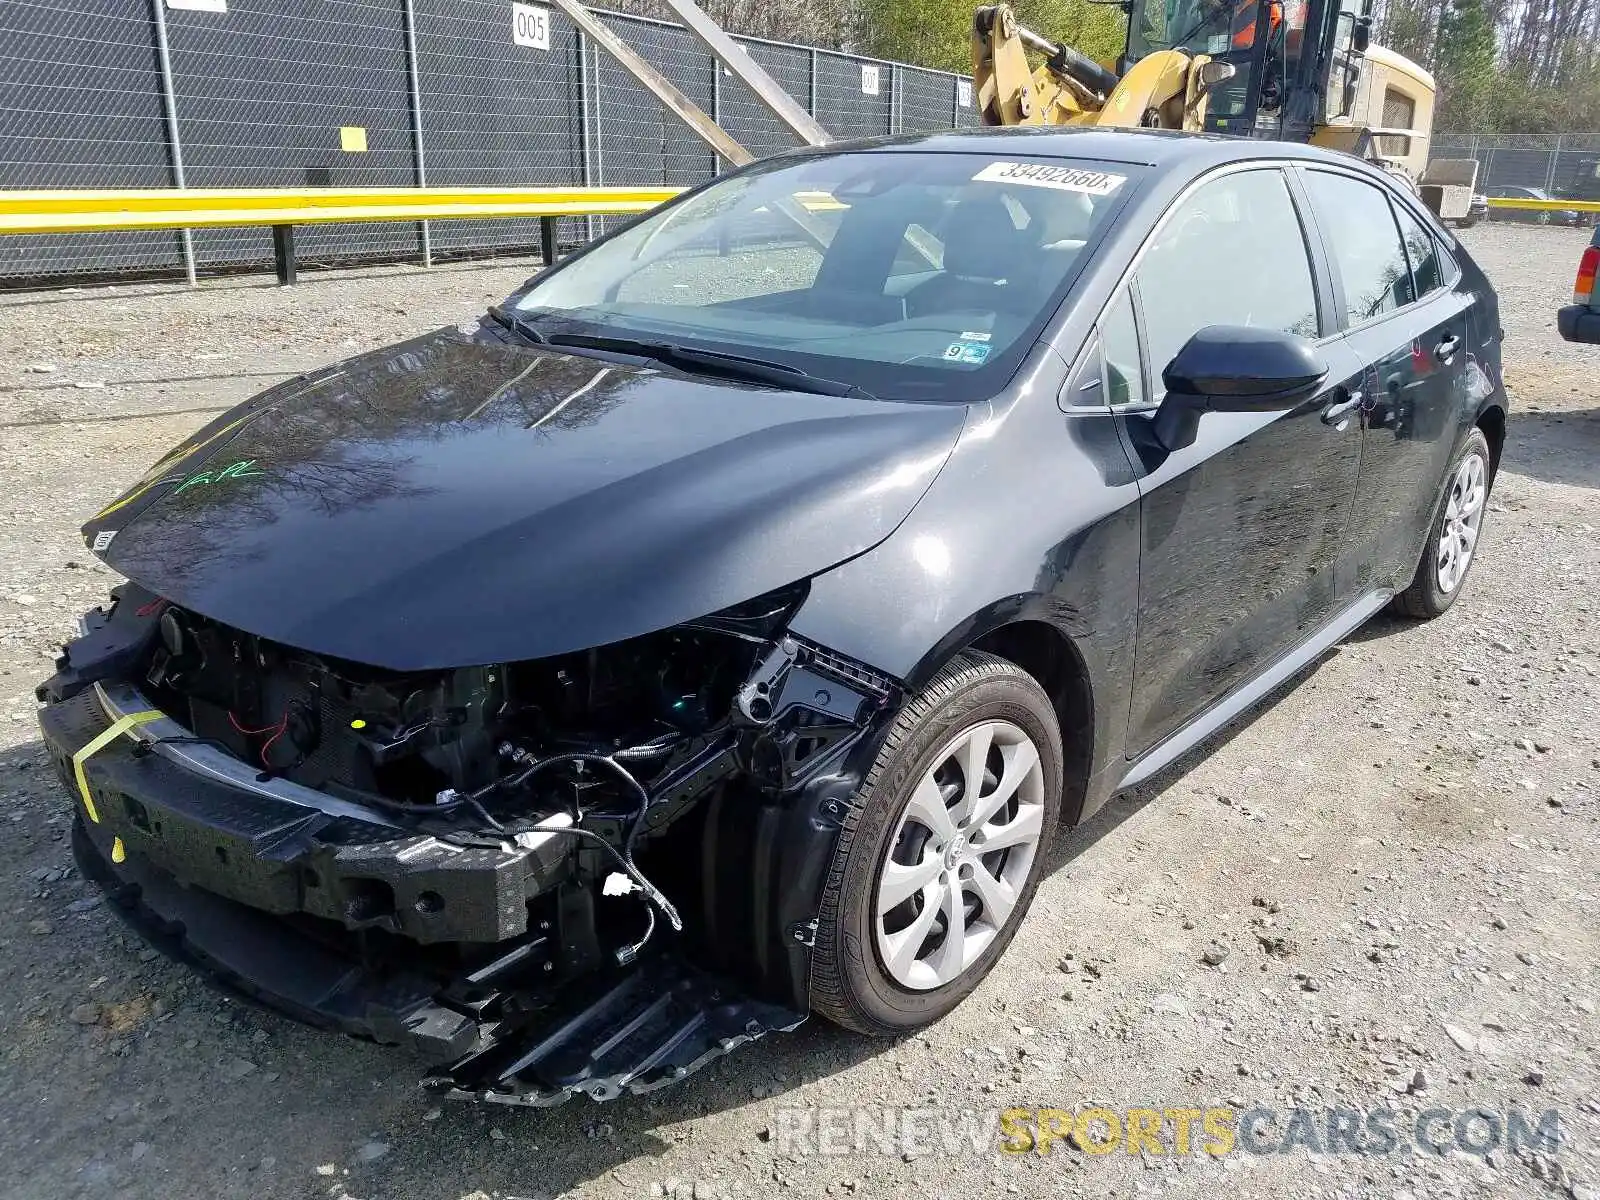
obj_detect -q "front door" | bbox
[1116,165,1363,757]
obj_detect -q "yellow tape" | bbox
[112,838,126,864]
[72,710,162,823]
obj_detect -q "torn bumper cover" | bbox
[37,602,890,1104]
[45,685,810,1102]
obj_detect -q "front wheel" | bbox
[809,651,1063,1035]
[1390,427,1492,619]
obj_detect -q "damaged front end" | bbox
[37,580,898,1105]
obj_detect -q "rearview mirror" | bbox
[1151,325,1328,451]
[1352,15,1372,52]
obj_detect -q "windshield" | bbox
[507,151,1141,402]
[1130,0,1258,58]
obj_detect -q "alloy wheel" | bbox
[874,719,1046,991]
[1436,450,1488,595]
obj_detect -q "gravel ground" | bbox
[0,225,1595,1200]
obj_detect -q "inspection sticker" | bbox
[944,341,992,365]
[972,161,1126,196]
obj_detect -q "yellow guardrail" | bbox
[1485,197,1600,213]
[0,185,687,284]
[0,186,684,236]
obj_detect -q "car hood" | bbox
[84,328,966,670]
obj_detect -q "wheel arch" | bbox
[1475,401,1506,485]
[902,600,1097,826]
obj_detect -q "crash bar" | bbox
[0,186,683,285]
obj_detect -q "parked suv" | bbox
[1558,227,1600,343]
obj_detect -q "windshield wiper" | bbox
[541,333,876,399]
[487,304,549,345]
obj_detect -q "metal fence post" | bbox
[1545,134,1562,195]
[400,0,432,267]
[590,36,605,237]
[808,48,819,116]
[576,30,597,242]
[148,0,197,287]
[710,51,721,175]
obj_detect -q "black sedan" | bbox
[37,129,1507,1106]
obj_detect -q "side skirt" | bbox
[1115,588,1394,792]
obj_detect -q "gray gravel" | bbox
[0,224,1596,1200]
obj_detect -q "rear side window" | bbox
[1394,204,1444,297]
[1136,168,1319,379]
[1304,170,1413,322]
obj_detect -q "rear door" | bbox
[1116,165,1365,757]
[1297,167,1475,594]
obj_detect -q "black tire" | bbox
[1390,427,1493,619]
[809,650,1063,1035]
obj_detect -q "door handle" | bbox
[1434,333,1460,363]
[1321,389,1363,426]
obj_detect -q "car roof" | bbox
[823,126,1391,175]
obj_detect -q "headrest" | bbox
[940,194,1037,281]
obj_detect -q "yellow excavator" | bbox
[972,0,1474,215]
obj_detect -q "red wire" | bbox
[228,710,290,767]
[228,711,281,736]
[258,720,289,768]
[135,599,168,618]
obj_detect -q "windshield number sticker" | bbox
[512,2,550,50]
[944,341,992,365]
[972,161,1126,196]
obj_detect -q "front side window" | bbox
[1135,168,1319,382]
[508,151,1141,402]
[1303,170,1413,322]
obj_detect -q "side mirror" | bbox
[1151,325,1328,450]
[1352,16,1372,51]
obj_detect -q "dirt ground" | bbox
[0,224,1595,1200]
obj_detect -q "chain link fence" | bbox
[0,0,978,285]
[1431,133,1600,205]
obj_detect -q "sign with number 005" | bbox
[513,2,550,50]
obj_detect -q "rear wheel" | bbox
[1391,428,1492,619]
[809,651,1062,1035]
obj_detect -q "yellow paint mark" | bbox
[340,126,368,153]
[349,718,367,730]
[111,837,126,863]
[72,710,162,823]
